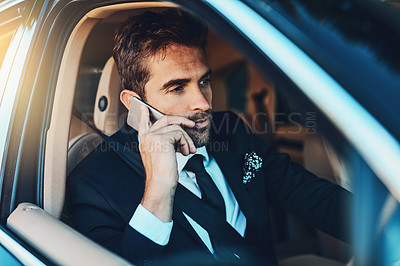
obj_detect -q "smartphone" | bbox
[127,97,164,131]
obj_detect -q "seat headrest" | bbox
[93,57,126,136]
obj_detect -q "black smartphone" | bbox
[127,97,164,131]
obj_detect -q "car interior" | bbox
[6,2,355,265]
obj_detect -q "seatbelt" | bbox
[72,106,119,151]
[72,106,144,175]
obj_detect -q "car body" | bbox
[0,0,399,265]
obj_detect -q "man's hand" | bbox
[138,105,197,222]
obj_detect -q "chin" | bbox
[185,126,211,148]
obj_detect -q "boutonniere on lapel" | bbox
[242,152,263,184]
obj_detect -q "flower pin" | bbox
[242,152,263,184]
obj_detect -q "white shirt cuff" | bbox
[129,204,173,246]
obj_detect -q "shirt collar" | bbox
[176,146,209,174]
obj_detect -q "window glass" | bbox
[0,0,27,69]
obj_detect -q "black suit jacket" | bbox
[67,111,352,265]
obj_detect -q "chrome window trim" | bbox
[204,0,400,201]
[0,228,44,265]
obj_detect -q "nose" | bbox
[188,86,211,112]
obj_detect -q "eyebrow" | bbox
[201,69,212,81]
[161,68,212,90]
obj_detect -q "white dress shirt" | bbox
[129,146,247,253]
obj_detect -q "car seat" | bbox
[67,57,126,175]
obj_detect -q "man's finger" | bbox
[166,130,192,156]
[156,125,197,154]
[150,115,195,132]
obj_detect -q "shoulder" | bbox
[211,111,254,139]
[67,124,141,189]
[70,122,139,172]
[69,142,119,173]
[66,136,144,219]
[210,111,260,152]
[211,111,253,137]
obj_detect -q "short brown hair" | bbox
[113,9,208,100]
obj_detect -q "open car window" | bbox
[0,0,399,265]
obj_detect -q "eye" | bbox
[199,78,210,87]
[169,86,183,93]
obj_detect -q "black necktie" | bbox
[184,154,226,219]
[185,154,232,259]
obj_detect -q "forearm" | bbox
[141,179,176,223]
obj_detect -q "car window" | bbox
[0,0,28,107]
[0,0,27,70]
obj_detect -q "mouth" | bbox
[194,118,209,129]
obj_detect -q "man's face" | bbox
[144,44,213,147]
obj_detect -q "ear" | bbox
[120,90,140,110]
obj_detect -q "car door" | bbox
[0,0,53,264]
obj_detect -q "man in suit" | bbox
[67,9,352,265]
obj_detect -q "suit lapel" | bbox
[209,142,268,252]
[207,112,259,228]
[111,123,145,177]
[172,204,211,252]
[211,151,257,228]
[174,183,250,258]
